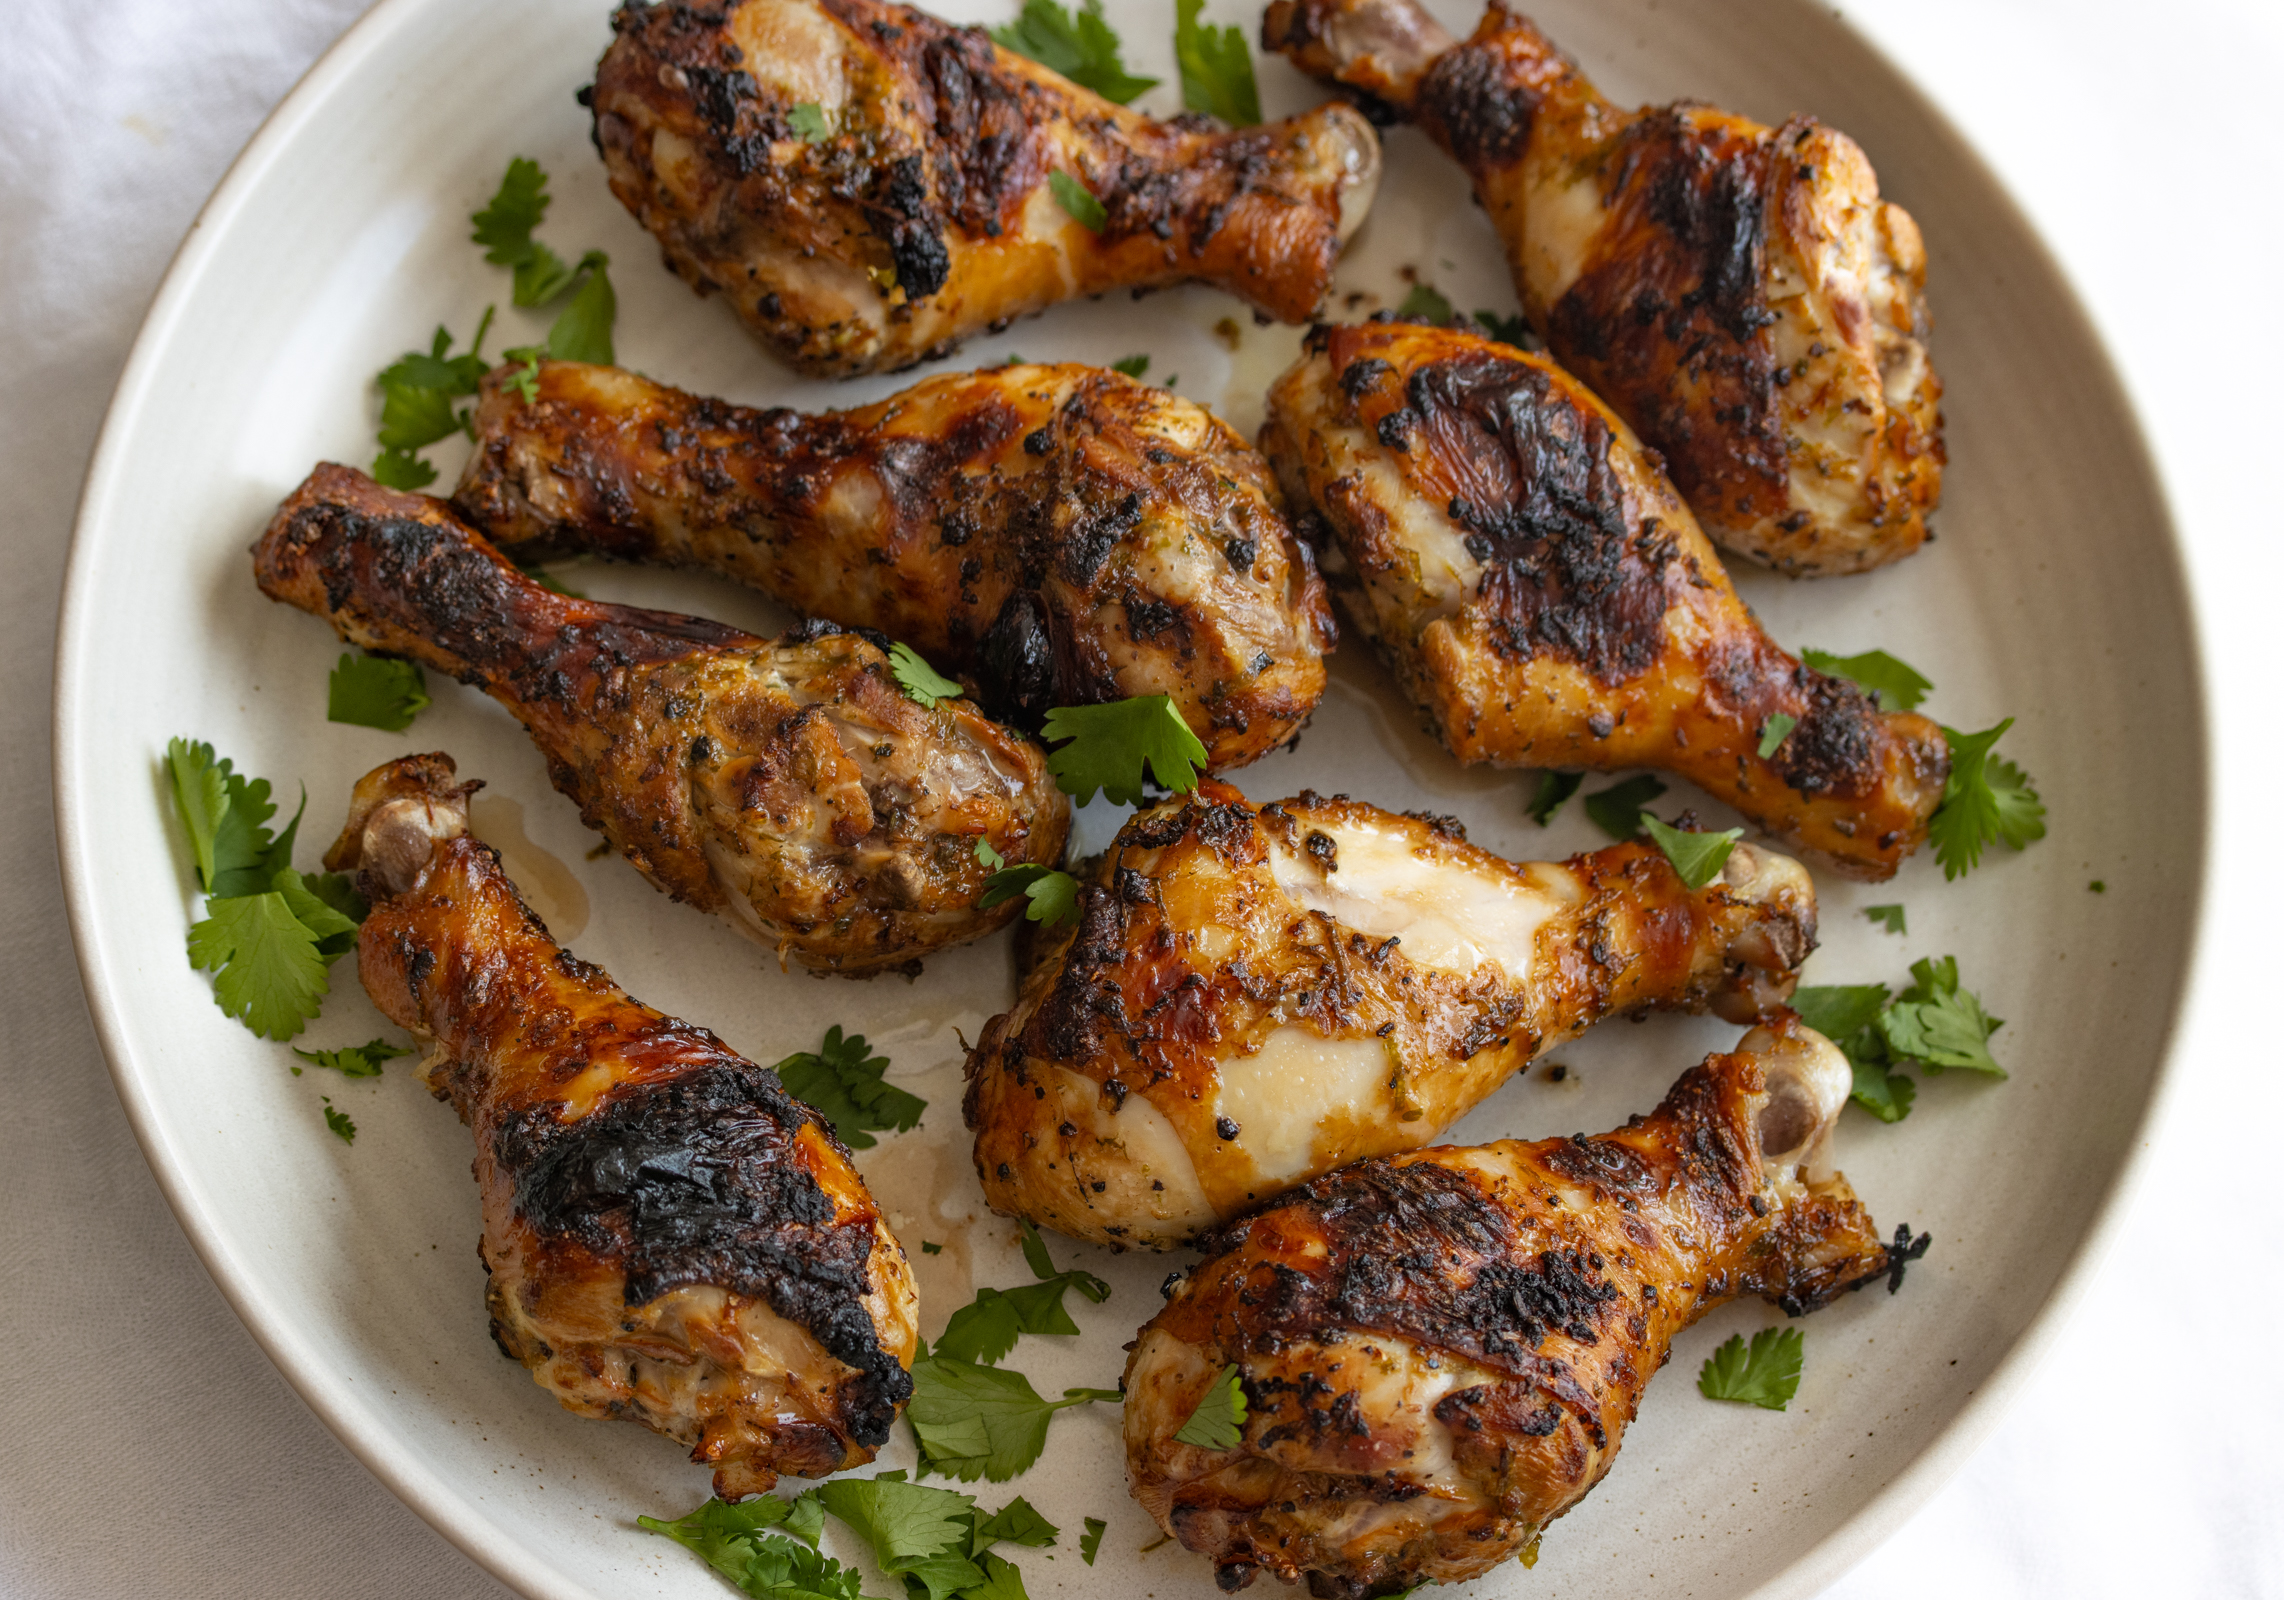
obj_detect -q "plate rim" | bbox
[49,0,2214,1595]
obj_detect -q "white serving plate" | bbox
[52,0,2205,1596]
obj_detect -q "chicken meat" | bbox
[453,359,1335,767]
[331,753,919,1497]
[1264,0,1943,575]
[964,781,1816,1249]
[589,0,1382,377]
[255,464,1068,974]
[1124,1013,1924,1596]
[1261,319,1948,879]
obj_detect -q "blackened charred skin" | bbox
[500,1060,911,1443]
[978,588,1060,728]
[1416,38,1539,168]
[1768,671,1884,798]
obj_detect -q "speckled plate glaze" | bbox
[54,1,2205,1596]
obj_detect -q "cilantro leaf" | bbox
[738,1539,867,1600]
[890,642,964,709]
[640,1495,864,1600]
[1582,774,1667,841]
[814,1477,981,1600]
[1864,903,1906,935]
[322,1098,357,1144]
[293,1038,409,1079]
[1395,282,1454,324]
[1527,770,1581,826]
[774,1026,925,1149]
[640,1496,824,1582]
[978,862,1081,927]
[1041,695,1208,806]
[1790,982,1914,1122]
[1756,712,1797,759]
[372,316,492,486]
[1697,1327,1803,1410]
[1879,955,2005,1075]
[1172,1363,1246,1449]
[1473,308,1531,345]
[1047,170,1106,231]
[273,867,362,961]
[543,252,616,364]
[934,1291,1025,1367]
[788,101,833,142]
[298,870,369,926]
[471,157,555,301]
[1174,0,1260,125]
[166,738,232,891]
[991,0,1159,103]
[328,652,432,731]
[1110,354,1150,378]
[1079,1518,1107,1566]
[907,1355,1120,1482]
[973,1498,1058,1551]
[371,448,438,490]
[935,1224,1107,1364]
[1929,719,2046,879]
[1800,647,1932,712]
[1790,983,1891,1043]
[1640,815,1743,892]
[1847,1057,1916,1122]
[963,1553,1031,1600]
[187,891,331,1040]
[203,758,280,898]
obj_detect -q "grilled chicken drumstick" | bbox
[1264,0,1943,575]
[1125,1014,1920,1595]
[454,359,1335,766]
[590,0,1382,377]
[1261,320,1948,879]
[331,754,918,1496]
[255,465,1068,974]
[964,782,1816,1249]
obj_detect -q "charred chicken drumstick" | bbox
[964,782,1816,1249]
[590,0,1382,377]
[1261,320,1948,879]
[331,754,918,1497]
[1264,0,1943,576]
[255,464,1068,975]
[453,359,1336,765]
[1125,1014,1919,1595]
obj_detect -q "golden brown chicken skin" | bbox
[964,781,1817,1250]
[453,360,1335,767]
[1261,320,1948,879]
[1125,1015,1921,1596]
[331,754,919,1497]
[590,0,1382,377]
[254,465,1067,974]
[1264,0,1943,575]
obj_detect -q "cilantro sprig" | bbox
[1864,904,1906,935]
[908,1355,1122,1482]
[1793,954,2006,1124]
[1040,695,1208,806]
[1173,0,1259,125]
[934,1220,1110,1366]
[774,1026,925,1150]
[328,652,431,731]
[1527,770,1583,826]
[1172,1363,1247,1449]
[991,0,1158,103]
[1697,1327,1804,1410]
[1581,774,1666,840]
[1928,718,2046,879]
[975,839,1081,928]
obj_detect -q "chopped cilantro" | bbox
[1756,712,1797,759]
[1928,718,2046,879]
[1040,695,1208,805]
[787,101,832,141]
[773,1026,926,1149]
[1527,770,1582,826]
[922,1240,944,1255]
[1864,904,1906,935]
[292,1038,409,1079]
[2089,879,2106,893]
[1800,647,1932,712]
[1640,815,1743,891]
[991,0,1159,103]
[1581,774,1666,841]
[1047,170,1106,231]
[972,1496,1058,1551]
[321,1098,357,1145]
[1174,0,1260,125]
[327,652,432,731]
[1110,354,1150,378]
[907,1356,1122,1481]
[1396,282,1454,324]
[1878,955,2005,1074]
[1079,1518,1107,1566]
[471,157,575,306]
[1697,1327,1803,1410]
[891,642,965,709]
[1172,1363,1246,1449]
[1473,308,1531,345]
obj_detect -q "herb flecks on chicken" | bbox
[963,782,1816,1249]
[453,359,1336,768]
[330,754,918,1498]
[1264,0,1943,576]
[587,0,1383,377]
[254,464,1068,974]
[1261,320,1948,878]
[1124,1015,1910,1596]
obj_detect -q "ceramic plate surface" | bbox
[55,0,2204,1596]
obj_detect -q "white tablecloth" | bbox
[3,1,2275,1595]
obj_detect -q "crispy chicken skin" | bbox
[1261,320,1948,879]
[453,359,1335,766]
[254,465,1068,974]
[1125,1015,1916,1596]
[1264,0,1944,576]
[331,754,918,1497]
[963,781,1816,1250]
[590,0,1382,377]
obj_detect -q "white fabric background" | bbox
[2,1,2276,1596]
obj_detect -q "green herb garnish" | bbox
[1697,1327,1803,1410]
[774,1026,925,1149]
